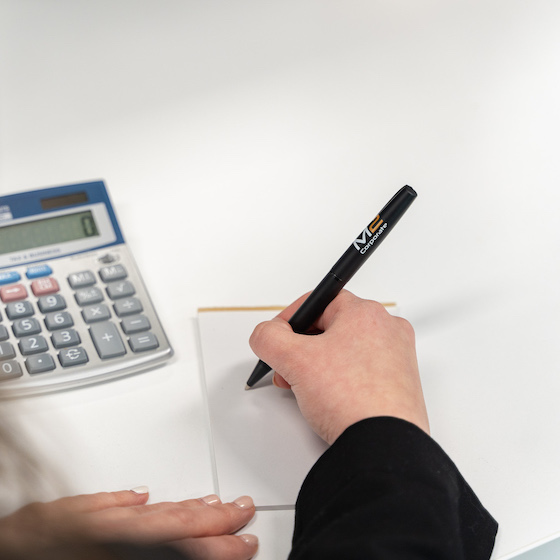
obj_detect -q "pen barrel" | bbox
[288,273,343,333]
[331,185,417,282]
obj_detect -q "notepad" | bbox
[197,304,399,507]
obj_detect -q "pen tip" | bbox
[245,384,252,391]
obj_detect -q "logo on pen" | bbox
[353,215,388,254]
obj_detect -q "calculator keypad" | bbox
[0,247,172,395]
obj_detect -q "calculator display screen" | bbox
[0,210,99,255]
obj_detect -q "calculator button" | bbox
[26,264,53,279]
[121,315,151,334]
[75,287,104,306]
[113,297,143,317]
[38,294,67,313]
[90,322,126,359]
[44,311,74,331]
[51,329,81,349]
[0,284,27,302]
[0,325,8,341]
[0,271,21,285]
[0,360,23,381]
[19,335,49,356]
[0,341,16,360]
[6,301,34,320]
[13,318,42,337]
[99,264,127,283]
[82,304,111,323]
[129,332,159,353]
[26,354,56,374]
[31,277,59,296]
[68,270,96,289]
[106,281,135,300]
[59,347,89,368]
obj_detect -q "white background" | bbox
[1,1,560,558]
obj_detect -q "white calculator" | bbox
[0,181,173,397]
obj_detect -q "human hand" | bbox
[249,290,429,445]
[0,488,257,560]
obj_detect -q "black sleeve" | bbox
[289,417,498,560]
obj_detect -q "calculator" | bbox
[0,180,173,397]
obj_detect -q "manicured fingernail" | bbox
[233,495,254,509]
[239,533,258,547]
[200,494,221,505]
[130,486,149,494]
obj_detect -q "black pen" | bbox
[245,185,417,389]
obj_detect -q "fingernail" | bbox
[239,533,259,547]
[233,495,254,509]
[130,486,149,494]
[200,494,221,505]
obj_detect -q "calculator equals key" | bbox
[0,180,173,397]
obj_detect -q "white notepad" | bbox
[197,307,328,507]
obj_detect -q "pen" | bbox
[245,185,417,389]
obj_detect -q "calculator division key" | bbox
[0,341,16,360]
[82,304,111,323]
[31,277,60,297]
[75,287,104,306]
[59,347,89,368]
[38,294,67,313]
[99,264,127,283]
[0,360,23,381]
[19,335,49,355]
[44,311,74,331]
[90,322,126,359]
[121,315,151,334]
[68,270,96,289]
[12,318,42,337]
[113,297,143,317]
[106,280,135,300]
[1,284,27,303]
[51,329,81,349]
[129,332,159,353]
[6,300,34,320]
[25,354,56,374]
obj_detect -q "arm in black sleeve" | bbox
[289,417,498,560]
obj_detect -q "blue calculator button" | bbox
[0,271,21,285]
[26,264,53,279]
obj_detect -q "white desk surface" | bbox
[1,1,560,558]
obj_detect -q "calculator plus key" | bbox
[90,322,126,359]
